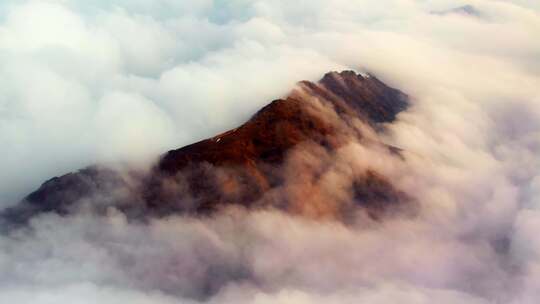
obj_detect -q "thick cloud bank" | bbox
[1,0,540,303]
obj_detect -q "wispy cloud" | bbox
[0,0,539,303]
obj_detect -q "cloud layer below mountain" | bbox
[0,0,539,303]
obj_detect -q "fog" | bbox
[0,0,539,303]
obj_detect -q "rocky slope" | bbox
[1,71,410,226]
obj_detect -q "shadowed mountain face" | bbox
[1,71,410,226]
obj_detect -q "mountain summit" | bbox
[2,71,411,226]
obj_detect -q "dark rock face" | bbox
[2,70,411,226]
[301,71,408,124]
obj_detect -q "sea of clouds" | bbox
[0,0,539,303]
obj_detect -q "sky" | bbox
[0,0,539,303]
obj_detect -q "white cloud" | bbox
[1,0,540,303]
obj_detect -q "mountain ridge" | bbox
[1,70,411,227]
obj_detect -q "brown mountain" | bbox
[1,70,410,227]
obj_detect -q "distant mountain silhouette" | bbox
[432,5,481,17]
